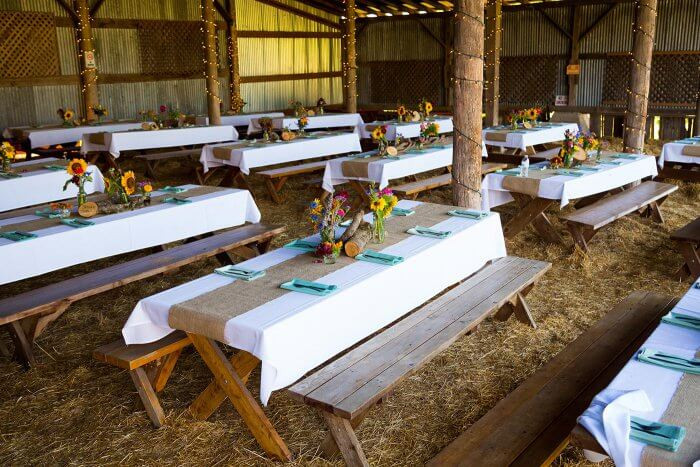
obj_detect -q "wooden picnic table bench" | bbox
[135,148,201,179]
[392,162,507,200]
[288,256,551,467]
[1,223,285,369]
[671,215,700,281]
[428,291,676,467]
[257,160,329,204]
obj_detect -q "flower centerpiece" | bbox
[167,107,187,128]
[308,193,348,264]
[63,159,93,206]
[370,125,397,158]
[0,141,16,173]
[418,121,440,150]
[57,108,77,127]
[552,130,593,169]
[90,104,108,124]
[418,99,433,120]
[290,100,306,118]
[316,97,327,115]
[397,105,408,123]
[506,110,523,129]
[298,116,309,136]
[368,186,398,243]
[524,107,542,127]
[258,117,277,142]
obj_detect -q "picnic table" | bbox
[359,116,454,140]
[0,184,260,285]
[3,121,144,149]
[194,112,285,128]
[481,152,659,243]
[0,158,104,213]
[246,112,365,134]
[658,136,700,169]
[574,280,700,466]
[482,122,579,154]
[121,200,507,460]
[80,125,238,158]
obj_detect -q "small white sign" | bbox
[84,51,96,69]
[555,95,568,106]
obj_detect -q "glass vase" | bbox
[372,213,386,243]
[1,157,10,173]
[323,253,338,264]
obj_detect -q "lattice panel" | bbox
[138,21,211,76]
[365,60,444,105]
[602,56,631,105]
[499,56,559,106]
[0,11,60,79]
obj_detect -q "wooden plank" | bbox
[151,348,183,393]
[570,424,605,454]
[671,216,700,242]
[252,0,340,29]
[130,367,165,427]
[134,149,200,161]
[321,412,369,467]
[93,331,191,371]
[257,160,327,178]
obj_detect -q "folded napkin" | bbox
[35,208,64,219]
[448,209,489,220]
[347,151,374,159]
[636,348,700,374]
[162,197,192,205]
[284,238,319,252]
[661,311,700,331]
[60,218,95,228]
[599,160,623,166]
[576,166,601,172]
[611,153,640,160]
[556,169,585,177]
[280,278,338,296]
[498,168,522,176]
[391,207,415,216]
[355,249,404,266]
[695,281,700,289]
[407,226,452,239]
[629,416,686,452]
[0,230,37,241]
[160,186,187,193]
[214,265,265,281]
[0,171,22,179]
[43,164,67,171]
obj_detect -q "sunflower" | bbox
[397,105,407,116]
[371,126,383,140]
[424,102,433,114]
[67,158,88,176]
[526,108,538,120]
[143,183,153,193]
[64,109,75,121]
[121,170,137,195]
[389,195,398,208]
[1,142,15,159]
[370,198,386,212]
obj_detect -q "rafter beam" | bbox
[55,0,79,23]
[580,3,616,40]
[252,0,340,29]
[214,0,232,22]
[89,0,107,17]
[533,6,571,39]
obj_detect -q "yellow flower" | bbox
[370,198,386,212]
[121,170,137,195]
[371,127,382,140]
[1,142,15,159]
[64,109,74,120]
[425,102,433,114]
[527,108,538,120]
[143,183,153,193]
[67,158,88,176]
[334,241,343,250]
[389,195,398,208]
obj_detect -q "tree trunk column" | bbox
[74,0,98,122]
[344,0,357,114]
[225,0,242,113]
[623,0,657,153]
[694,71,700,136]
[484,0,501,127]
[202,0,222,125]
[452,0,484,209]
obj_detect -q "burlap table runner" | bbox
[169,202,458,342]
[640,349,700,466]
[212,143,252,161]
[502,171,555,197]
[0,186,224,234]
[681,144,700,157]
[485,131,509,142]
[10,159,69,174]
[88,132,106,145]
[341,156,384,178]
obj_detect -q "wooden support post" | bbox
[452,0,484,209]
[623,0,657,153]
[567,6,582,106]
[484,0,501,127]
[695,72,700,137]
[344,0,357,114]
[73,0,99,122]
[202,0,222,126]
[224,0,242,113]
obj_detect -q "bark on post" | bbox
[224,0,242,113]
[567,6,582,106]
[74,0,99,122]
[202,0,222,125]
[344,0,357,114]
[623,0,657,153]
[694,71,700,137]
[484,0,501,127]
[452,0,484,209]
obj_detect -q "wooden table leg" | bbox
[349,180,371,205]
[321,411,369,467]
[675,241,700,281]
[503,194,563,244]
[7,321,37,369]
[186,334,292,461]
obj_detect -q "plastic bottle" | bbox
[520,154,529,177]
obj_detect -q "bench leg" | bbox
[494,293,537,328]
[647,199,666,224]
[186,334,291,461]
[0,335,10,357]
[5,321,37,369]
[321,411,369,467]
[151,349,183,393]
[675,241,700,281]
[144,160,158,180]
[130,367,166,428]
[504,194,562,244]
[566,222,594,254]
[264,178,284,204]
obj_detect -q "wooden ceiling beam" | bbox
[533,5,571,39]
[254,0,341,29]
[89,0,107,17]
[55,0,79,23]
[213,0,233,22]
[580,3,616,40]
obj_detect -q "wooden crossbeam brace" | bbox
[410,18,447,49]
[55,0,79,23]
[534,6,572,39]
[89,0,107,17]
[213,0,233,23]
[580,4,617,40]
[252,0,341,30]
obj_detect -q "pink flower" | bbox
[336,191,349,200]
[337,209,346,218]
[160,105,167,113]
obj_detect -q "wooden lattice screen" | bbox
[499,56,559,106]
[364,60,443,105]
[0,11,60,79]
[138,21,212,76]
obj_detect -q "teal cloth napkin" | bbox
[575,166,601,172]
[0,231,37,241]
[0,171,22,179]
[355,249,404,266]
[599,160,623,166]
[391,207,415,216]
[162,197,192,205]
[35,208,64,219]
[60,218,94,228]
[448,209,488,220]
[348,151,374,159]
[215,265,265,281]
[611,153,640,160]
[160,186,186,193]
[556,169,585,177]
[284,239,319,252]
[636,348,700,374]
[43,164,67,171]
[280,278,338,296]
[630,416,686,452]
[498,168,522,176]
[407,226,452,239]
[661,311,700,331]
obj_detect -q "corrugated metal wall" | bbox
[0,0,342,128]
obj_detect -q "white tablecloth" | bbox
[246,113,365,134]
[481,155,658,209]
[0,185,260,285]
[482,123,580,151]
[658,140,700,169]
[1,158,105,213]
[81,126,239,158]
[195,112,285,128]
[122,200,507,404]
[3,122,145,149]
[200,132,362,174]
[360,117,454,140]
[578,282,700,467]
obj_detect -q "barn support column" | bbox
[484,0,501,127]
[344,0,357,114]
[202,0,222,125]
[73,0,99,122]
[224,0,243,113]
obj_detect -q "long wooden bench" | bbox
[562,181,678,253]
[257,160,329,203]
[135,148,201,179]
[671,216,700,281]
[288,256,551,467]
[0,223,285,369]
[428,291,676,467]
[392,162,507,200]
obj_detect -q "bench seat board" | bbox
[671,216,700,243]
[257,160,328,178]
[135,149,200,161]
[427,291,676,467]
[288,256,550,420]
[393,163,507,196]
[93,331,190,371]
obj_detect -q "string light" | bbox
[200,1,223,106]
[74,1,98,119]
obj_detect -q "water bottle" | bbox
[520,154,530,177]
